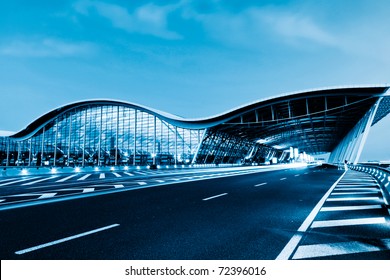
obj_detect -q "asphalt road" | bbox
[0,165,345,260]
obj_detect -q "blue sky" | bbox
[0,0,389,160]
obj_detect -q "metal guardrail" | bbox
[349,164,390,206]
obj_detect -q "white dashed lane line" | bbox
[15,224,120,255]
[280,178,287,181]
[99,173,105,179]
[254,183,267,187]
[202,193,228,201]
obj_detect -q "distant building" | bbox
[1,86,389,167]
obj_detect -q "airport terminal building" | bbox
[1,86,389,168]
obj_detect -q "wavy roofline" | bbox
[9,84,390,140]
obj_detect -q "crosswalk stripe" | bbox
[335,187,379,191]
[99,173,105,179]
[292,239,390,259]
[0,176,41,187]
[327,196,381,202]
[38,193,57,199]
[331,191,380,195]
[56,174,78,182]
[124,172,134,177]
[311,217,386,228]
[320,205,383,212]
[78,174,91,181]
[22,176,60,186]
[112,172,121,178]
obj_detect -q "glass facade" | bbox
[0,104,204,167]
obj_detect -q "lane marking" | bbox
[276,170,347,260]
[112,172,121,178]
[56,174,78,183]
[155,180,165,183]
[0,176,41,187]
[203,193,228,201]
[137,182,147,186]
[331,191,379,195]
[295,174,300,177]
[124,172,134,177]
[292,239,390,260]
[15,224,120,255]
[255,182,267,187]
[77,174,91,181]
[335,187,379,191]
[327,196,381,202]
[99,173,105,179]
[22,176,60,186]
[82,188,95,193]
[320,205,383,212]
[311,217,387,228]
[114,185,124,188]
[280,178,287,181]
[0,199,4,203]
[38,193,57,199]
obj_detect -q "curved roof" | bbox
[9,85,390,154]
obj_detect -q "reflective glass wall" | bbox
[0,105,204,167]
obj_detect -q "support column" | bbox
[133,110,137,166]
[54,120,58,167]
[67,114,72,167]
[41,127,45,167]
[353,98,381,164]
[115,107,119,166]
[153,116,157,165]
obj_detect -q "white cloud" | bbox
[187,6,338,48]
[74,0,182,40]
[0,38,96,57]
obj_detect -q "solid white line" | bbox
[38,193,57,199]
[77,174,91,181]
[56,174,78,182]
[22,176,60,186]
[202,193,228,201]
[280,178,287,181]
[255,183,267,187]
[112,172,121,178]
[99,173,105,179]
[293,239,390,259]
[311,217,386,228]
[331,191,379,195]
[327,196,381,202]
[275,170,347,260]
[15,224,120,255]
[320,205,383,212]
[124,172,134,177]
